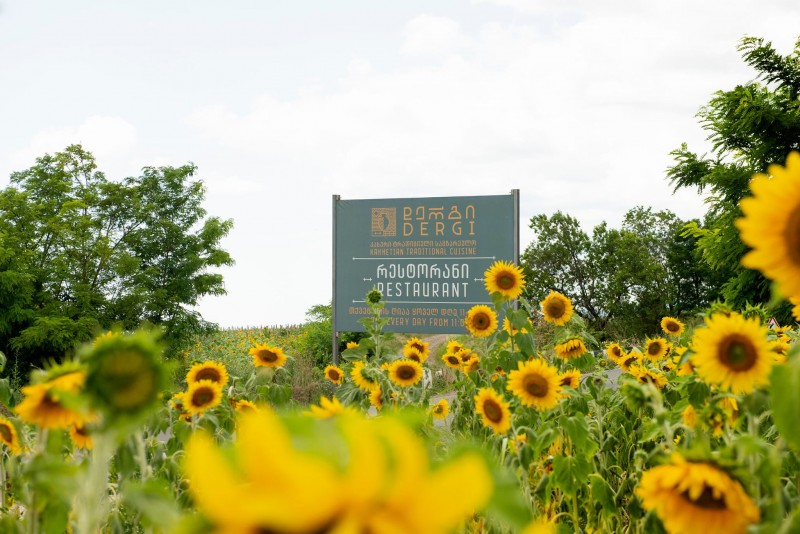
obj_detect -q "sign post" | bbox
[332,192,518,353]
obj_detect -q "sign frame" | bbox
[332,190,519,364]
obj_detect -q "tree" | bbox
[667,36,800,315]
[0,145,234,370]
[521,207,721,338]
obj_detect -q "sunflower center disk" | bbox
[0,425,12,442]
[720,336,757,371]
[474,314,490,329]
[523,375,549,398]
[398,366,416,380]
[784,205,800,266]
[498,274,514,289]
[545,301,565,319]
[193,389,214,405]
[484,400,503,423]
[682,486,728,510]
[260,351,277,362]
[329,371,340,381]
[196,369,221,382]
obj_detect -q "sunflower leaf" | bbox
[770,357,800,450]
[588,473,617,518]
[551,455,591,496]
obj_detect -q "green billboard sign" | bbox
[333,192,518,335]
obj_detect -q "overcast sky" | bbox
[1,1,799,328]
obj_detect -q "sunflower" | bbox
[346,341,359,349]
[0,417,23,455]
[644,337,669,361]
[186,361,229,388]
[446,340,466,354]
[736,152,800,298]
[465,305,498,337]
[690,312,773,394]
[249,344,287,368]
[791,297,800,322]
[629,364,668,389]
[235,399,258,413]
[540,291,574,326]
[506,359,561,410]
[636,455,760,534]
[404,347,426,364]
[673,346,694,376]
[305,396,354,419]
[605,342,626,364]
[369,387,384,411]
[458,349,476,364]
[618,349,643,371]
[388,359,423,388]
[185,380,223,416]
[508,432,528,454]
[661,316,685,337]
[83,330,167,419]
[15,371,89,429]
[442,351,463,370]
[69,423,93,450]
[460,355,479,375]
[554,338,587,359]
[558,369,582,390]
[169,391,186,411]
[324,365,345,385]
[404,337,429,360]
[503,317,530,335]
[682,405,698,429]
[430,398,449,420]
[474,388,511,434]
[351,361,378,391]
[521,519,556,534]
[92,330,119,346]
[484,260,526,300]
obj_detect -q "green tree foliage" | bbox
[298,303,364,366]
[668,36,800,315]
[0,145,234,369]
[521,207,721,338]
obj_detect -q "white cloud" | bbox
[400,14,470,57]
[6,116,138,178]
[6,1,800,328]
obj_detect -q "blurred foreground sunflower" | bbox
[636,455,760,534]
[736,151,800,298]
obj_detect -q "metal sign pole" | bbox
[512,189,520,265]
[332,194,340,366]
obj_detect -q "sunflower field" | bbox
[2,153,800,533]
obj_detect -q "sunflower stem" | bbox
[0,451,5,513]
[134,431,151,480]
[75,431,114,534]
[571,493,580,533]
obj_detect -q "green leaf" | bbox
[770,357,800,450]
[122,478,182,530]
[41,501,70,534]
[0,378,11,407]
[560,413,598,458]
[267,384,293,405]
[507,309,529,330]
[551,455,591,496]
[588,473,617,518]
[515,332,536,358]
